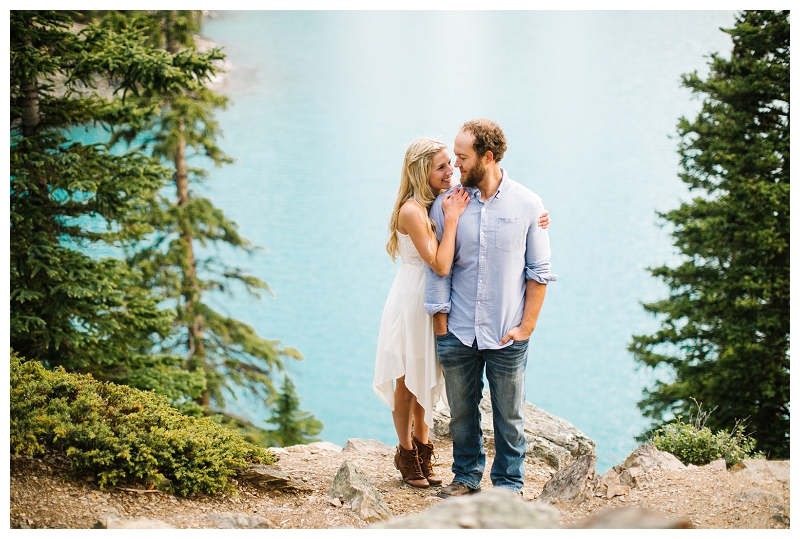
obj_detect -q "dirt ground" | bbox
[9,441,790,530]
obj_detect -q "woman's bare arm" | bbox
[398,189,469,276]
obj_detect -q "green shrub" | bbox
[650,402,764,467]
[10,353,276,496]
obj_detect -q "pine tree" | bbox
[630,11,789,458]
[9,10,216,401]
[265,376,323,447]
[102,10,301,412]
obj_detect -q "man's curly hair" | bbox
[461,118,507,162]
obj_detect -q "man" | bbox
[425,118,556,496]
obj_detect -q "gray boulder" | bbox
[538,454,598,505]
[432,389,595,470]
[328,460,393,523]
[371,488,560,529]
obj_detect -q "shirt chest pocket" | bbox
[495,217,526,252]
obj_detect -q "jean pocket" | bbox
[508,338,529,348]
[435,331,452,339]
[495,217,526,252]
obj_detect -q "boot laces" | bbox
[398,447,423,471]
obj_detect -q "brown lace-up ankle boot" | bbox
[413,436,442,486]
[394,443,429,489]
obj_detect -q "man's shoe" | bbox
[437,481,480,498]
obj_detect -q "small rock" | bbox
[620,465,643,488]
[329,497,343,508]
[606,484,631,499]
[600,468,620,487]
[703,458,727,471]
[621,444,686,472]
[237,464,309,491]
[538,454,598,505]
[328,460,393,523]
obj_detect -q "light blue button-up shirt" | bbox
[424,170,557,350]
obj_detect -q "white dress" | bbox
[373,232,447,429]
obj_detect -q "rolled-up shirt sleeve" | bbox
[525,198,558,284]
[424,195,452,315]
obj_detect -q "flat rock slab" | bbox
[209,512,278,529]
[730,460,789,486]
[95,515,175,529]
[307,441,344,452]
[237,464,309,491]
[371,488,561,529]
[433,389,595,470]
[343,439,393,455]
[570,507,692,529]
[736,488,782,505]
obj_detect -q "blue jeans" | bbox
[435,332,529,492]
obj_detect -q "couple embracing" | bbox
[373,118,557,497]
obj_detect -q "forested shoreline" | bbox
[10,10,321,449]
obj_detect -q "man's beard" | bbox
[461,160,485,188]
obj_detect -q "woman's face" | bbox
[428,149,454,192]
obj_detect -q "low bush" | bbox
[650,402,764,467]
[10,353,276,496]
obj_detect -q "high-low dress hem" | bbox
[373,232,447,429]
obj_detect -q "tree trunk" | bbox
[21,79,40,137]
[174,118,209,406]
[20,32,40,138]
[165,11,209,406]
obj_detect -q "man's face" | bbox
[453,130,484,188]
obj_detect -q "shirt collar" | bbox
[461,168,507,200]
[495,168,507,199]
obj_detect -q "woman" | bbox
[373,138,549,489]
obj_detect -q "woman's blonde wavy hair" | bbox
[386,137,447,261]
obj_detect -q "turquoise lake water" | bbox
[193,10,737,473]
